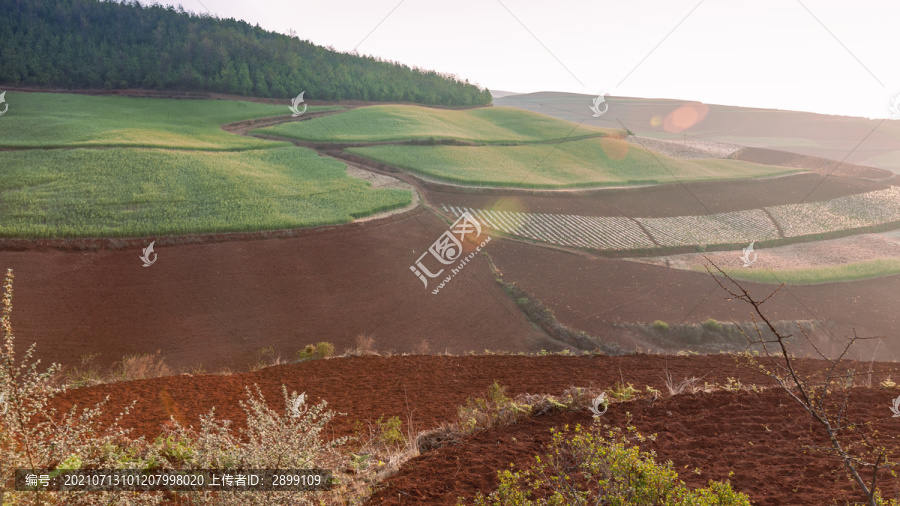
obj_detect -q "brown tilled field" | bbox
[421,173,889,218]
[486,238,900,360]
[0,209,553,372]
[5,172,900,373]
[51,354,900,505]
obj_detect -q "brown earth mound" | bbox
[48,354,900,505]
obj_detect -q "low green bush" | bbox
[702,318,723,332]
[375,415,406,446]
[457,381,529,434]
[469,424,751,505]
[652,320,670,333]
[296,342,335,362]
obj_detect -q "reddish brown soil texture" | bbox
[0,210,547,372]
[487,238,900,360]
[52,355,784,441]
[49,355,900,505]
[369,388,900,506]
[423,173,890,218]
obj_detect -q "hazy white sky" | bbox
[166,0,899,118]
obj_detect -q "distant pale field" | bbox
[348,137,797,188]
[637,234,900,285]
[0,147,411,237]
[253,104,615,143]
[701,259,900,285]
[494,92,900,173]
[0,92,339,150]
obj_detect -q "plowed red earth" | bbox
[50,355,900,505]
[0,209,547,371]
[422,173,890,218]
[486,239,900,360]
[369,389,900,506]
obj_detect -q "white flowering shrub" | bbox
[0,270,351,505]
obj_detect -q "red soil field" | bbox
[487,238,900,360]
[0,209,548,372]
[49,354,900,505]
[370,389,900,506]
[422,173,891,219]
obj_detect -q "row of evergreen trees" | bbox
[0,0,493,106]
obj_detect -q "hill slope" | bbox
[0,0,491,106]
[495,92,900,172]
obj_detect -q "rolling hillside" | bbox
[0,0,491,105]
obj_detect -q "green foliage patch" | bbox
[0,92,332,150]
[702,259,900,285]
[0,147,411,237]
[0,0,491,105]
[348,137,796,188]
[468,424,751,505]
[254,105,613,144]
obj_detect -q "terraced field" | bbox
[443,185,900,252]
[253,104,613,143]
[0,93,410,238]
[0,92,338,150]
[767,186,900,237]
[0,147,412,237]
[636,209,779,246]
[442,205,655,250]
[352,137,796,189]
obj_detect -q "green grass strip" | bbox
[0,91,340,150]
[0,147,411,238]
[702,258,900,285]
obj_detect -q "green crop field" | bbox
[253,104,615,143]
[346,137,798,188]
[0,92,340,150]
[704,259,900,285]
[0,147,411,238]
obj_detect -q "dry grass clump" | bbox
[61,350,174,388]
[114,350,173,382]
[342,333,380,357]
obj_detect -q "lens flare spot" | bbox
[650,115,662,127]
[600,137,629,160]
[486,198,528,233]
[663,103,708,133]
